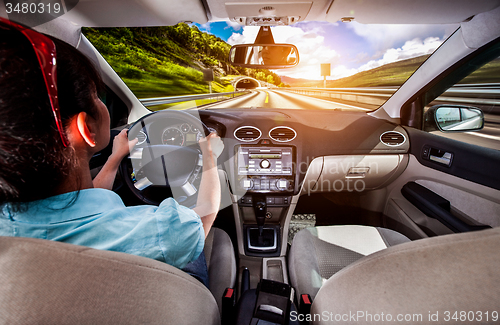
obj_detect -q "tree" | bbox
[255,72,266,81]
[266,75,274,84]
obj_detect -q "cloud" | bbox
[226,22,457,81]
[347,22,457,54]
[228,25,341,80]
[224,20,243,31]
[227,26,260,44]
[198,22,211,32]
[321,36,443,81]
[357,37,442,71]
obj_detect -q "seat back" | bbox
[0,237,220,324]
[311,227,500,324]
[205,227,237,315]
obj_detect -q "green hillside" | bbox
[283,55,500,88]
[329,55,430,88]
[83,24,283,99]
[282,55,429,88]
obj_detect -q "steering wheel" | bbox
[120,110,210,207]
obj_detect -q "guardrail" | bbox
[140,90,251,107]
[278,83,500,107]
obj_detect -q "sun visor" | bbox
[461,6,500,50]
[60,0,208,27]
[325,0,500,24]
[34,18,82,48]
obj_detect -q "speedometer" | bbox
[162,127,184,146]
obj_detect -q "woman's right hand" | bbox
[198,132,224,159]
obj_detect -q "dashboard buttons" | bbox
[260,159,271,168]
[253,179,261,190]
[276,179,288,190]
[239,195,291,207]
[261,179,270,190]
[239,177,293,192]
[242,179,253,189]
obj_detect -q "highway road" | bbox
[204,89,500,150]
[206,89,372,111]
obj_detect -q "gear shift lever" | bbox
[247,196,277,253]
[253,197,266,236]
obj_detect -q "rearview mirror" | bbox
[229,44,299,69]
[424,105,484,132]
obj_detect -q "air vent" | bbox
[137,130,147,145]
[234,126,262,142]
[380,131,406,146]
[269,126,297,142]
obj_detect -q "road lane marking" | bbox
[465,131,500,141]
[271,89,372,111]
[265,91,269,104]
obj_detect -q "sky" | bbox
[196,21,458,80]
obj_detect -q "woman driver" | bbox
[0,19,222,285]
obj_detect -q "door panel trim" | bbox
[404,127,500,190]
[384,155,500,238]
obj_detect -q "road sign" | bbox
[321,63,330,88]
[321,64,331,77]
[203,68,214,82]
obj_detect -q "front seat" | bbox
[311,227,500,324]
[0,227,235,324]
[205,227,237,314]
[288,225,410,300]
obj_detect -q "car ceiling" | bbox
[9,0,500,28]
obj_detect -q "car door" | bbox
[383,38,500,240]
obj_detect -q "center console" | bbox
[227,139,304,324]
[234,145,297,257]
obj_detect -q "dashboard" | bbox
[120,108,410,203]
[135,119,221,147]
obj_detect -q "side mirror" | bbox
[229,44,299,69]
[424,105,484,132]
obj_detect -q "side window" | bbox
[421,42,500,151]
[100,86,130,128]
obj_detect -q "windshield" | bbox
[83,22,461,112]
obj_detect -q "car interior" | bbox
[1,0,500,324]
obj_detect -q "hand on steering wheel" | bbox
[120,110,216,207]
[198,132,224,160]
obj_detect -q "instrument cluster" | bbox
[161,123,202,146]
[134,117,222,148]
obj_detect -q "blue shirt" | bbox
[0,188,205,269]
